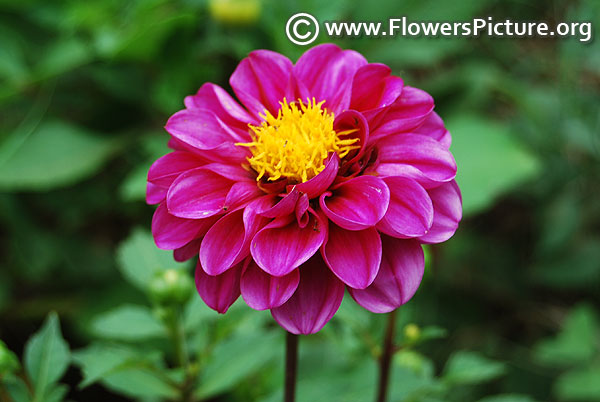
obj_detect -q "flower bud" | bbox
[404,323,421,343]
[208,0,261,25]
[149,269,194,306]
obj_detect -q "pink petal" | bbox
[294,44,367,114]
[295,193,309,228]
[376,177,434,238]
[184,83,258,130]
[333,110,369,168]
[240,260,300,310]
[320,176,389,231]
[322,224,381,289]
[294,154,339,199]
[349,237,424,313]
[167,168,233,219]
[251,211,326,277]
[147,151,204,187]
[224,181,263,212]
[271,256,345,334]
[350,64,404,112]
[370,86,434,143]
[413,111,452,148]
[173,238,202,262]
[200,200,270,276]
[152,203,216,250]
[147,182,168,205]
[259,187,300,218]
[165,109,249,162]
[195,260,242,314]
[419,180,462,244]
[376,133,457,187]
[230,50,294,116]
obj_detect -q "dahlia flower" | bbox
[147,44,461,334]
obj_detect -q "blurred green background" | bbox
[0,0,599,401]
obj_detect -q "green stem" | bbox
[376,309,397,402]
[284,331,299,402]
[169,307,193,402]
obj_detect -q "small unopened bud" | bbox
[404,323,421,343]
[208,0,261,25]
[149,269,194,306]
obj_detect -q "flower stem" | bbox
[284,331,299,402]
[376,309,397,402]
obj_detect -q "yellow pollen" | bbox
[235,98,360,183]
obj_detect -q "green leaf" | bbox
[442,350,506,385]
[533,304,599,366]
[100,367,178,400]
[35,38,92,79]
[555,366,600,401]
[446,116,541,215]
[0,120,118,191]
[23,312,70,400]
[478,395,539,402]
[196,331,280,399]
[3,376,31,402]
[72,343,141,388]
[89,305,166,340]
[116,228,181,291]
[119,161,151,202]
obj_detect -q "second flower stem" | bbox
[376,309,398,402]
[285,331,299,402]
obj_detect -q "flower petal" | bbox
[259,187,300,218]
[224,181,263,211]
[173,238,202,262]
[200,199,270,276]
[419,180,462,244]
[251,211,326,277]
[370,86,434,143]
[184,83,258,130]
[152,203,216,250]
[349,237,424,313]
[376,133,457,187]
[350,64,404,112]
[271,256,345,334]
[147,182,168,205]
[166,168,233,219]
[295,44,367,114]
[241,260,300,310]
[320,176,389,231]
[333,110,369,168]
[294,154,339,199]
[147,151,204,187]
[413,111,452,148]
[195,260,241,314]
[322,224,381,289]
[376,177,433,238]
[230,50,294,116]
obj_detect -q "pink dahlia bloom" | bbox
[147,44,462,334]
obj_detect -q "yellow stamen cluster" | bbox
[236,98,359,183]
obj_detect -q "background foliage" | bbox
[0,0,599,401]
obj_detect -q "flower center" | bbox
[236,98,359,183]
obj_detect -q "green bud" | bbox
[209,0,261,25]
[149,269,194,306]
[0,340,20,375]
[404,323,421,343]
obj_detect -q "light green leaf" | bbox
[116,228,181,291]
[23,312,70,400]
[100,367,178,400]
[89,305,166,340]
[442,350,506,385]
[0,120,118,191]
[446,116,541,215]
[73,343,141,388]
[196,331,280,399]
[533,304,599,366]
[35,38,92,79]
[119,161,151,202]
[555,366,600,401]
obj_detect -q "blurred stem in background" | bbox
[376,309,398,402]
[285,332,298,402]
